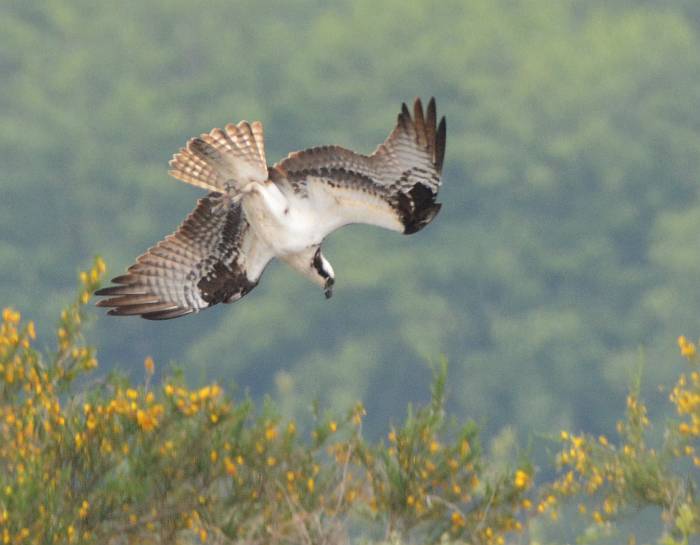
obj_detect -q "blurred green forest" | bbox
[2,0,700,442]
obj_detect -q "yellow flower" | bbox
[137,409,157,432]
[198,386,211,400]
[603,497,616,514]
[144,356,155,375]
[514,469,530,489]
[329,420,337,433]
[451,511,465,527]
[2,308,20,324]
[307,478,315,493]
[678,335,697,358]
[86,415,97,431]
[265,425,277,441]
[79,500,89,519]
[224,457,237,476]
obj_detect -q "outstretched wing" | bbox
[95,195,274,320]
[273,97,446,235]
[168,121,268,193]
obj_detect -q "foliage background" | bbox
[2,0,700,454]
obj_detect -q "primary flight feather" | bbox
[96,98,446,319]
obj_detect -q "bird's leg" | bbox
[228,182,258,205]
[243,182,289,219]
[210,191,236,214]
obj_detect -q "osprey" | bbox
[96,98,446,320]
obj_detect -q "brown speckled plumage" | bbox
[97,98,446,319]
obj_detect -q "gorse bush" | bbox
[0,260,698,545]
[0,260,533,545]
[545,339,700,545]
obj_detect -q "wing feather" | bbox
[95,195,273,320]
[273,97,446,234]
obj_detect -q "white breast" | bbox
[242,183,333,256]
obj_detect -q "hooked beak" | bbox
[324,277,335,299]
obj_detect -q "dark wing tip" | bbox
[400,102,411,128]
[96,281,193,320]
[105,301,187,319]
[412,98,427,145]
[141,308,194,320]
[427,97,436,118]
[94,283,141,297]
[426,98,437,134]
[435,116,447,173]
[413,97,424,115]
[111,274,136,285]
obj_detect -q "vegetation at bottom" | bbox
[1,261,699,545]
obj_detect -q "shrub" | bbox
[0,260,533,545]
[1,260,698,544]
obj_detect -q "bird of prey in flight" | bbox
[96,98,446,320]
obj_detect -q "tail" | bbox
[168,120,268,193]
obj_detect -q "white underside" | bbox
[241,179,403,268]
